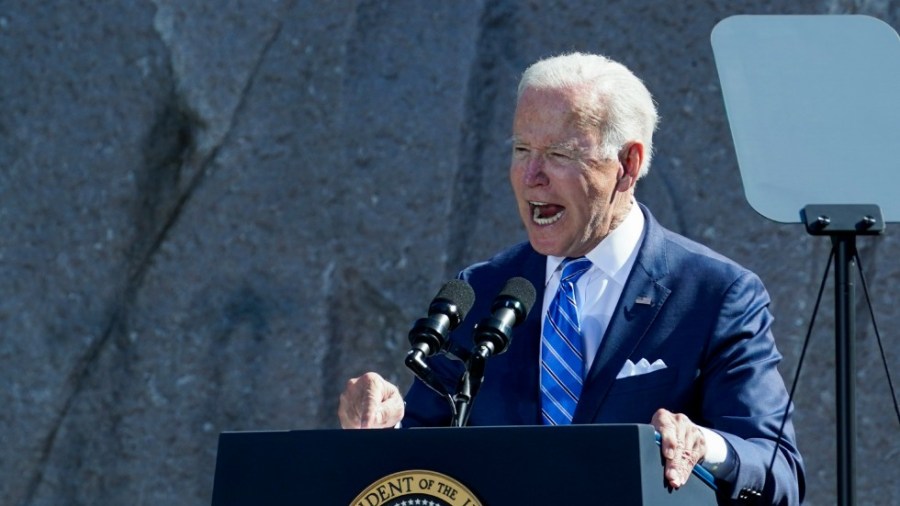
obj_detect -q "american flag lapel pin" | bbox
[635,296,653,305]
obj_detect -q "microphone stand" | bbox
[450,342,494,427]
[405,348,457,418]
[450,373,472,427]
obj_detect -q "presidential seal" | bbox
[351,470,482,506]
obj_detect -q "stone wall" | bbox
[1,1,898,504]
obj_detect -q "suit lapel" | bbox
[572,205,672,424]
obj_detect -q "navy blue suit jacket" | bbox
[404,204,804,505]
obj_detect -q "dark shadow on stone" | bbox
[135,89,197,267]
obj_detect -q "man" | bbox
[338,52,804,505]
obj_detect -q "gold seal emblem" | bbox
[351,470,482,506]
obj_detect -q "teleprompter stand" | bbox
[712,15,900,506]
[802,204,885,506]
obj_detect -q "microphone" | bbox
[453,277,536,426]
[472,277,536,358]
[405,279,476,400]
[406,279,476,358]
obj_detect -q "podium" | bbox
[211,424,717,505]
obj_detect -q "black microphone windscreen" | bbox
[435,279,476,321]
[499,277,537,314]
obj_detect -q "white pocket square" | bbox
[616,358,667,379]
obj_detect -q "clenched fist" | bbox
[338,372,405,429]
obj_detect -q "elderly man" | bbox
[338,52,804,505]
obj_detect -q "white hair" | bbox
[517,52,659,177]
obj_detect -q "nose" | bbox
[521,154,548,187]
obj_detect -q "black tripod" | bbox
[789,204,900,506]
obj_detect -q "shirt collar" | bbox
[544,203,645,286]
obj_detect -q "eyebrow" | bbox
[547,141,581,152]
[508,136,582,152]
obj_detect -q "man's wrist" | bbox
[697,426,729,476]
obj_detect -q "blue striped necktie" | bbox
[540,256,592,425]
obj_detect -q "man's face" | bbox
[510,86,625,258]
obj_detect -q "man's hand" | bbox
[651,408,707,489]
[338,372,405,429]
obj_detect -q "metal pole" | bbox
[833,235,857,506]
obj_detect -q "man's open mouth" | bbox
[530,201,565,225]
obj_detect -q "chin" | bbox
[527,237,563,257]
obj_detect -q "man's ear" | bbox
[615,142,644,192]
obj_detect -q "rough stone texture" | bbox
[1,0,898,504]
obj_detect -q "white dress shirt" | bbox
[542,203,644,373]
